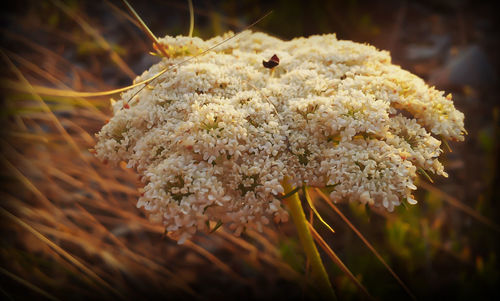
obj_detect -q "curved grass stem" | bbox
[282,179,337,300]
[187,0,194,37]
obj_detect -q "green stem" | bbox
[282,179,337,300]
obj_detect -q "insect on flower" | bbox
[263,54,280,69]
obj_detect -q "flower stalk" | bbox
[282,179,337,300]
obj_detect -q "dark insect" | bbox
[263,54,280,69]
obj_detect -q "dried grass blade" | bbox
[440,135,452,152]
[29,221,124,270]
[187,0,194,37]
[2,10,272,99]
[1,54,121,206]
[93,209,246,288]
[73,204,200,298]
[183,240,247,284]
[308,223,373,300]
[418,168,434,183]
[245,229,280,257]
[50,0,136,79]
[6,131,49,143]
[303,186,336,234]
[216,229,301,280]
[1,29,111,89]
[4,50,107,120]
[2,78,146,98]
[121,10,272,103]
[163,1,244,28]
[418,181,500,233]
[0,155,65,218]
[314,188,417,301]
[0,267,60,301]
[1,51,82,156]
[120,0,168,56]
[103,0,141,28]
[0,208,126,300]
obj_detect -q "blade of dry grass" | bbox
[0,155,67,220]
[0,208,126,300]
[2,51,87,157]
[5,131,49,143]
[27,206,198,298]
[59,118,96,146]
[303,186,336,234]
[28,221,126,271]
[368,203,475,266]
[70,202,201,298]
[50,0,136,79]
[104,0,141,29]
[0,29,113,90]
[216,229,302,280]
[2,77,146,97]
[164,1,244,28]
[44,163,138,196]
[187,0,194,37]
[121,9,272,104]
[308,222,373,300]
[183,240,248,284]
[418,180,500,233]
[3,10,272,99]
[102,0,150,52]
[441,136,452,152]
[5,50,107,120]
[0,59,122,207]
[121,0,169,57]
[0,267,61,301]
[2,128,118,211]
[75,196,250,286]
[314,188,417,301]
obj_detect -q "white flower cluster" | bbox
[95,31,465,243]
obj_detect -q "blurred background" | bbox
[1,0,499,300]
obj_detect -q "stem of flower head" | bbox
[282,178,337,300]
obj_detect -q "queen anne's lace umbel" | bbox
[95,31,465,243]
